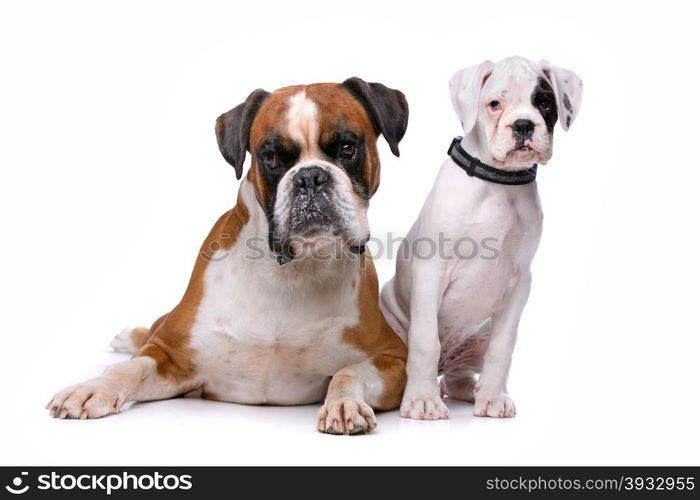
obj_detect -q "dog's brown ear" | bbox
[215,89,270,179]
[342,77,408,157]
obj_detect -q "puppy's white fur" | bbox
[381,56,581,419]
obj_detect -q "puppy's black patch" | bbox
[531,77,558,133]
[563,93,572,112]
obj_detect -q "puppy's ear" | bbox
[342,77,409,157]
[215,89,270,179]
[539,60,582,131]
[449,60,494,136]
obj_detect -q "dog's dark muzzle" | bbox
[289,167,337,232]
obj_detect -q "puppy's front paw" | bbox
[46,379,123,419]
[317,399,377,435]
[400,387,449,420]
[473,387,516,418]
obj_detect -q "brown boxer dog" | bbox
[47,79,409,435]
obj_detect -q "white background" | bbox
[1,0,698,466]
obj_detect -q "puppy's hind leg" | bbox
[440,370,478,403]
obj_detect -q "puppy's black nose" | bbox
[294,166,329,192]
[512,119,535,139]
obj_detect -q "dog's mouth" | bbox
[289,191,338,235]
[272,191,346,264]
[510,139,536,153]
[272,170,369,265]
[507,141,542,161]
[272,229,367,266]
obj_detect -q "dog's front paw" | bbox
[400,386,449,420]
[317,399,377,435]
[473,387,516,418]
[46,379,123,419]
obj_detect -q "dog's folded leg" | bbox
[47,341,198,419]
[400,259,450,420]
[440,370,478,403]
[318,355,405,435]
[473,273,532,418]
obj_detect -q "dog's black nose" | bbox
[294,167,329,192]
[512,119,535,139]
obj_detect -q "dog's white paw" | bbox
[473,387,516,418]
[317,399,376,435]
[400,387,449,420]
[46,379,124,419]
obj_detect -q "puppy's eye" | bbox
[339,142,357,159]
[538,99,552,112]
[261,151,278,169]
[488,100,502,111]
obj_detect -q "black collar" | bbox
[448,136,537,185]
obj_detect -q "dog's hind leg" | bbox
[440,370,478,402]
[110,327,150,354]
[110,313,169,354]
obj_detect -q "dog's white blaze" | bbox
[273,91,370,245]
[286,91,320,157]
[189,180,366,405]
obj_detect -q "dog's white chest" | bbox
[442,187,541,325]
[189,249,365,405]
[427,165,543,361]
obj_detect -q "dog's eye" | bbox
[538,99,552,112]
[261,151,278,169]
[488,100,502,111]
[339,142,357,159]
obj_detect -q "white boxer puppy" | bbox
[380,56,582,419]
[47,78,410,434]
